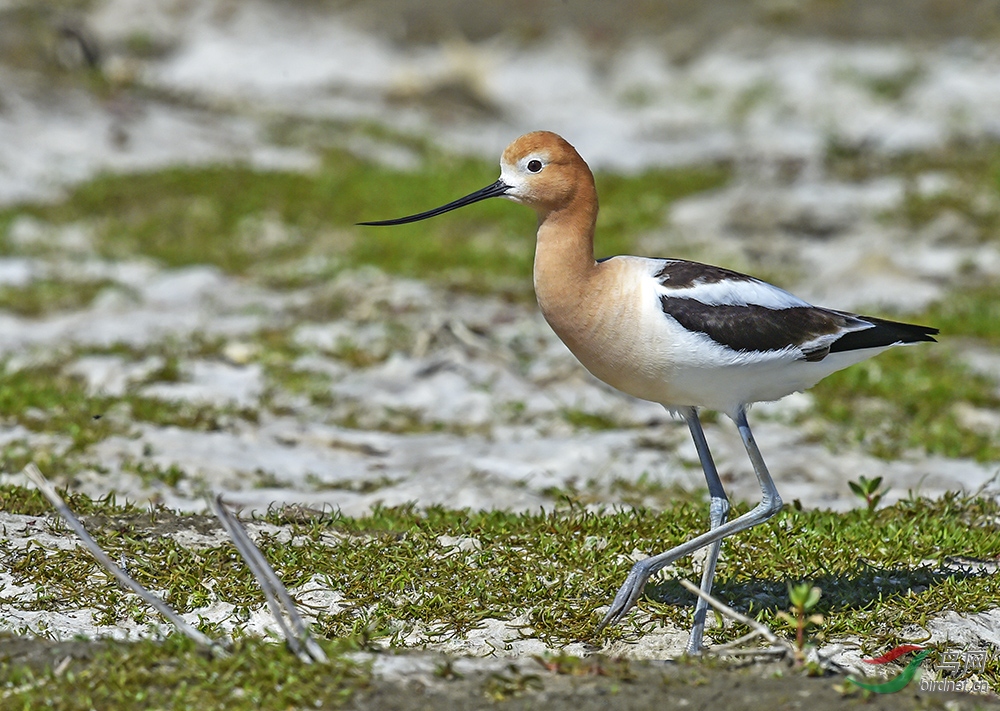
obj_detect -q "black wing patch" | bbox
[655,260,759,289]
[661,298,850,356]
[660,298,938,359]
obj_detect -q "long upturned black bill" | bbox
[357,179,510,226]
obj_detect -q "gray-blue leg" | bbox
[597,407,782,635]
[682,408,730,654]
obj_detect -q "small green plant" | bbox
[848,475,887,512]
[776,582,823,662]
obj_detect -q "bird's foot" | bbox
[685,630,705,656]
[596,565,652,631]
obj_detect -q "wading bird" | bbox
[360,131,937,653]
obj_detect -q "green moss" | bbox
[0,279,116,317]
[249,329,335,411]
[127,396,258,434]
[922,281,1000,343]
[0,359,257,451]
[285,493,1000,671]
[0,635,368,711]
[560,408,620,430]
[120,458,187,487]
[0,483,141,518]
[0,362,118,450]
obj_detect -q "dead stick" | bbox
[210,495,327,663]
[679,578,789,650]
[22,464,227,657]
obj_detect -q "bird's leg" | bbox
[681,407,729,655]
[597,406,782,633]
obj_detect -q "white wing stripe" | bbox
[653,279,810,310]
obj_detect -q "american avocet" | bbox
[360,131,938,653]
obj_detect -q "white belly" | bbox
[560,317,884,416]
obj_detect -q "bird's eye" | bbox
[526,159,543,173]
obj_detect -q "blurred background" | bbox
[0,0,998,518]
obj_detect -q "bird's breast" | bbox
[535,259,682,402]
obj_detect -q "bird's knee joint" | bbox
[763,493,783,518]
[710,497,731,519]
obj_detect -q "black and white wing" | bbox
[652,259,938,362]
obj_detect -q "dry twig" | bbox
[209,495,328,664]
[22,464,228,657]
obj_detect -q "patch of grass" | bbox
[592,164,731,258]
[265,365,336,411]
[284,493,1000,675]
[545,474,708,510]
[304,473,399,493]
[0,439,91,479]
[709,495,1000,655]
[0,484,141,518]
[120,458,187,488]
[0,362,118,450]
[0,635,368,710]
[251,329,339,411]
[560,408,619,430]
[800,275,1000,462]
[897,187,1000,244]
[0,359,257,451]
[75,334,230,366]
[922,281,1000,343]
[6,486,996,679]
[809,280,1000,462]
[0,144,730,295]
[127,391,259,432]
[608,475,708,510]
[807,343,1000,462]
[0,278,116,317]
[836,64,924,102]
[827,141,1000,243]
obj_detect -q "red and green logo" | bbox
[848,645,930,693]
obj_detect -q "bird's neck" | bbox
[532,191,600,339]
